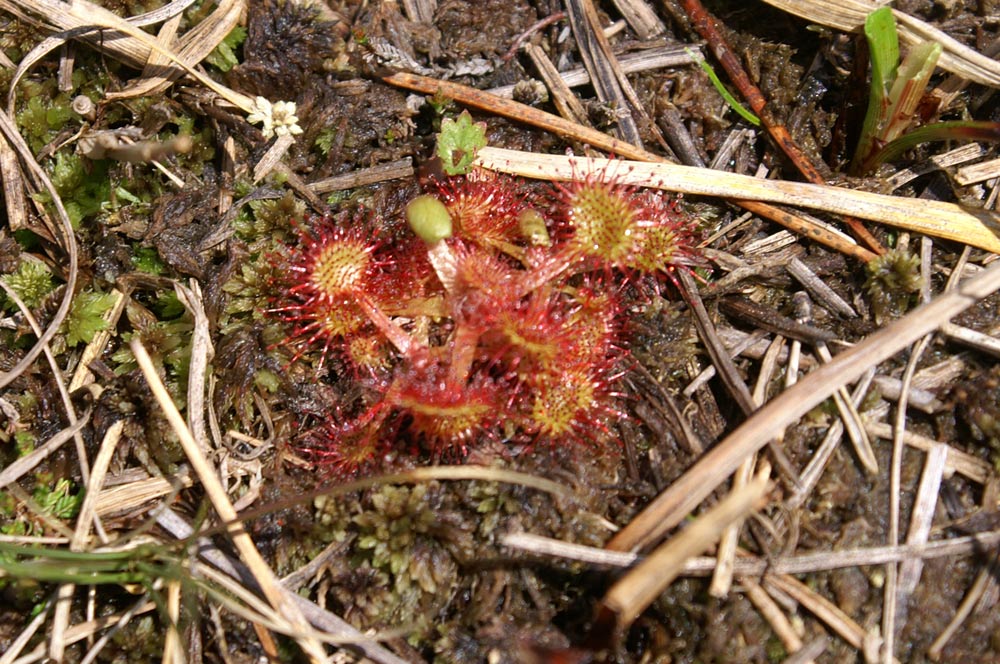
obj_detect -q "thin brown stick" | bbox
[382,71,664,162]
[678,0,884,254]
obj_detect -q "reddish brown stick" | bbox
[679,0,884,255]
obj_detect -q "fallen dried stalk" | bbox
[475,147,1000,254]
[383,72,663,162]
[492,45,699,98]
[566,0,645,147]
[597,465,771,630]
[3,0,253,114]
[501,528,1000,575]
[129,339,328,663]
[9,599,157,664]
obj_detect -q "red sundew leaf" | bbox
[388,361,504,460]
[521,358,625,449]
[266,214,422,365]
[431,172,529,252]
[550,172,701,277]
[300,400,394,478]
[483,288,576,382]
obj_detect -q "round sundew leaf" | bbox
[406,194,453,244]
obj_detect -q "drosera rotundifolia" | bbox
[264,160,703,476]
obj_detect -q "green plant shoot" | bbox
[684,48,760,126]
[436,111,488,176]
[851,7,941,174]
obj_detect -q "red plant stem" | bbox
[677,0,885,256]
[503,11,567,61]
[355,293,420,357]
[447,322,481,390]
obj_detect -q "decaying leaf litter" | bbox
[1,0,1000,662]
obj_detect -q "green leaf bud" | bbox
[406,194,453,244]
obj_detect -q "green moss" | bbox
[131,246,166,275]
[14,430,35,457]
[63,290,116,347]
[254,369,280,393]
[35,151,111,228]
[112,299,194,403]
[32,478,82,520]
[314,483,461,633]
[235,193,303,240]
[865,248,922,325]
[205,25,246,72]
[16,87,76,153]
[2,258,54,311]
[314,127,338,157]
[152,291,185,319]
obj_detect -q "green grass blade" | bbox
[685,48,760,126]
[863,120,1000,170]
[852,6,899,173]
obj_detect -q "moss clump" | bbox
[38,151,111,228]
[2,258,54,311]
[864,248,922,324]
[15,85,76,153]
[315,482,462,636]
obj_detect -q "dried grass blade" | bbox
[864,422,991,484]
[2,0,253,113]
[475,147,1000,254]
[897,443,948,602]
[108,0,243,100]
[760,0,1000,86]
[3,0,198,111]
[157,508,412,664]
[0,137,32,236]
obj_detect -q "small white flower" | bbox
[247,96,274,136]
[271,100,303,137]
[247,96,303,139]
